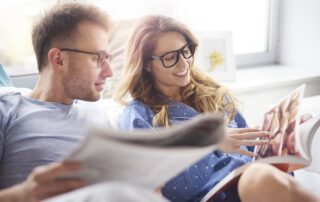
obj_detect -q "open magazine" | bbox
[201,84,320,202]
[61,113,225,189]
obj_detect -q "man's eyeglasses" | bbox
[60,48,112,68]
[150,43,197,68]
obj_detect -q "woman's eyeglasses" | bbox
[150,43,197,68]
[60,48,112,68]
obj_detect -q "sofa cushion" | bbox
[0,64,13,87]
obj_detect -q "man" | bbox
[0,4,168,202]
[0,3,114,201]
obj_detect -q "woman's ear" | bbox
[145,63,151,72]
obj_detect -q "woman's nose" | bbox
[177,53,189,68]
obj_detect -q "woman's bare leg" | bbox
[238,163,320,202]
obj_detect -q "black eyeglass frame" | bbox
[60,48,112,68]
[150,43,197,68]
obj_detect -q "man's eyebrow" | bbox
[97,50,111,54]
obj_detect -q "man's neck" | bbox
[30,73,73,105]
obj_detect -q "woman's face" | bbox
[147,31,194,98]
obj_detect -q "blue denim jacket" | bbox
[119,100,252,202]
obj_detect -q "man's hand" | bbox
[0,162,86,202]
[22,162,86,201]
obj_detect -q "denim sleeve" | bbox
[118,101,155,129]
[234,112,248,128]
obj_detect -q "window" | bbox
[0,0,277,76]
[83,0,278,67]
[0,0,57,76]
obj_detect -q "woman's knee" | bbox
[238,163,293,202]
[238,163,320,202]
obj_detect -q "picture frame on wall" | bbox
[196,31,236,81]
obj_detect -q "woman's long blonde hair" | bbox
[114,15,238,127]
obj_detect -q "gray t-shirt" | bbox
[0,92,110,189]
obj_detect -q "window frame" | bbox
[236,0,279,68]
[5,0,279,80]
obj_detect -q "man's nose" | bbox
[101,62,113,78]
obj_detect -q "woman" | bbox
[114,15,268,201]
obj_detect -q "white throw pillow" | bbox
[96,98,125,129]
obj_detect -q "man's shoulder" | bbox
[0,93,25,125]
[0,92,24,104]
[0,91,21,98]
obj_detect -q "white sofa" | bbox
[1,87,320,195]
[295,95,320,195]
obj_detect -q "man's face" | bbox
[62,21,112,102]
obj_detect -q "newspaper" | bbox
[62,113,225,189]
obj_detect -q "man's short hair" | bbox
[32,3,112,72]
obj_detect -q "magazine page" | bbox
[201,85,307,202]
[62,113,225,189]
[254,85,306,165]
[298,114,320,158]
[298,114,320,174]
[307,126,320,174]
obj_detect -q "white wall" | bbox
[276,1,320,190]
[234,78,320,125]
[277,0,320,69]
[10,0,320,114]
[235,0,320,125]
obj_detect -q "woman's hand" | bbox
[218,128,270,157]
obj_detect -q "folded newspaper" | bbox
[62,113,225,189]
